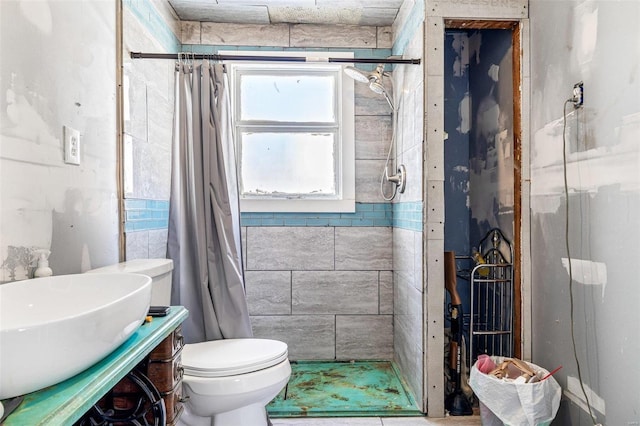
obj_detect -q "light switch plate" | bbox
[64,126,80,165]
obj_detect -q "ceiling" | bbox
[167,0,405,27]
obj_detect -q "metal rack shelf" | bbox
[469,228,514,364]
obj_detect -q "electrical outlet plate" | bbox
[64,126,80,165]
[572,82,584,108]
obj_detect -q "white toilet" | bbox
[87,259,291,426]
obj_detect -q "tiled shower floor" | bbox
[268,361,423,418]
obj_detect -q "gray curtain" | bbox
[167,60,253,343]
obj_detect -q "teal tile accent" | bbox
[392,201,423,232]
[363,211,387,219]
[124,0,180,53]
[328,219,354,226]
[240,202,421,229]
[351,219,374,227]
[392,0,425,58]
[125,200,420,230]
[241,203,393,227]
[124,198,170,232]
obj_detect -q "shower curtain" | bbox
[167,60,253,343]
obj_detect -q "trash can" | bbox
[469,356,561,426]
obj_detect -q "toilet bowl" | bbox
[180,338,291,426]
[86,259,291,426]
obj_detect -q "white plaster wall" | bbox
[0,0,118,280]
[530,1,640,424]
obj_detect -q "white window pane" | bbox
[240,74,335,122]
[241,132,336,195]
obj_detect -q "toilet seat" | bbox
[182,338,288,378]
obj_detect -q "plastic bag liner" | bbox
[469,357,561,426]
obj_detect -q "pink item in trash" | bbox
[476,355,497,374]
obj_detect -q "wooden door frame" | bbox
[443,19,523,360]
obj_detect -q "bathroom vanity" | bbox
[2,306,188,426]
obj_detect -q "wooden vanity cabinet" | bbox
[78,325,185,425]
[147,325,185,425]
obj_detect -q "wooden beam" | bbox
[511,22,523,360]
[444,19,519,30]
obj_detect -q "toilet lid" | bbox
[182,339,288,378]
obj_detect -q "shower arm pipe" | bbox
[130,51,421,65]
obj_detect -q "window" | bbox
[229,52,355,213]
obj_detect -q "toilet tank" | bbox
[86,259,174,306]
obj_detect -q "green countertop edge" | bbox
[3,306,188,426]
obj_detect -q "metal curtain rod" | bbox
[130,51,421,64]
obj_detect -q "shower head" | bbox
[367,64,386,93]
[343,66,370,83]
[343,64,393,110]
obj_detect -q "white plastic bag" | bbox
[469,357,561,426]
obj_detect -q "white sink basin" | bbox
[0,273,152,400]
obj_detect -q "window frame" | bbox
[228,51,355,213]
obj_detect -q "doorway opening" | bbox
[442,20,523,404]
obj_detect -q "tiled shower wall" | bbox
[178,21,399,361]
[124,2,427,404]
[243,224,394,360]
[122,0,179,260]
[389,0,426,408]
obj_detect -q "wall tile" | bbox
[377,26,393,49]
[356,159,394,203]
[355,115,392,160]
[148,229,168,258]
[398,142,424,203]
[290,24,376,48]
[125,0,180,53]
[245,270,291,315]
[393,227,415,284]
[125,231,149,260]
[336,315,393,359]
[392,0,416,40]
[246,227,334,270]
[393,272,423,403]
[241,226,247,267]
[335,227,392,270]
[181,21,200,44]
[379,271,394,314]
[355,82,393,116]
[201,22,289,46]
[394,271,408,333]
[123,75,148,141]
[394,310,423,404]
[250,315,335,359]
[413,230,424,292]
[292,271,379,314]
